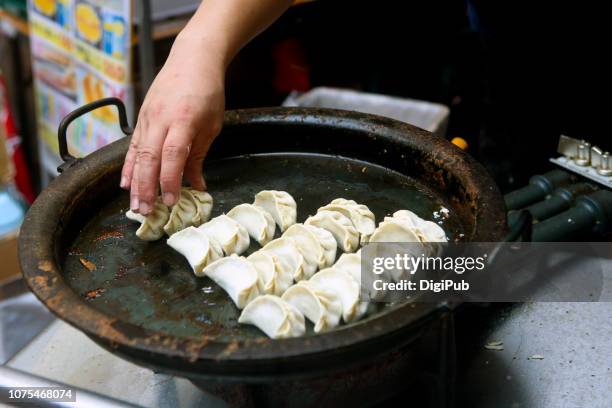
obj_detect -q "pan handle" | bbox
[57,97,134,173]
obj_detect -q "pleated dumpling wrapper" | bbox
[304,224,337,267]
[335,250,375,305]
[238,295,305,339]
[366,217,431,281]
[198,215,250,255]
[261,237,304,284]
[126,199,169,241]
[253,190,297,232]
[189,189,214,225]
[203,255,260,309]
[283,224,326,280]
[367,217,422,243]
[334,251,362,286]
[164,188,212,236]
[247,251,293,296]
[227,203,276,246]
[305,210,359,253]
[281,280,342,333]
[318,198,375,237]
[309,267,367,323]
[391,210,447,242]
[166,226,223,276]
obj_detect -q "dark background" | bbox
[217,0,609,192]
[1,0,609,193]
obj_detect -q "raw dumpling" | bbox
[166,226,223,276]
[283,224,325,280]
[126,199,169,241]
[334,251,376,304]
[198,215,250,255]
[238,295,305,339]
[304,224,337,267]
[318,198,375,236]
[367,218,421,243]
[126,210,145,223]
[392,210,447,242]
[189,189,213,225]
[334,251,362,285]
[305,210,359,253]
[203,255,260,309]
[261,238,304,283]
[227,203,276,246]
[281,281,342,333]
[247,251,293,296]
[163,189,199,235]
[309,267,366,323]
[253,190,297,232]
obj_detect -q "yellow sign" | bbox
[75,3,102,44]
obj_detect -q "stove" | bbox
[2,135,610,407]
[2,284,611,407]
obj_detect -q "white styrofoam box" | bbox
[133,0,201,24]
[283,87,450,137]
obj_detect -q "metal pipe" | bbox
[137,0,155,93]
[532,190,612,241]
[504,170,574,210]
[0,365,140,407]
[507,182,595,225]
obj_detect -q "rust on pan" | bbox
[19,107,506,381]
[79,258,96,271]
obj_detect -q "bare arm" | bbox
[122,0,293,214]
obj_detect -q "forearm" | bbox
[125,0,291,212]
[176,0,293,69]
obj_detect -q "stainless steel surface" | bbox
[6,302,610,407]
[0,277,54,364]
[550,156,612,189]
[575,142,590,166]
[0,365,140,407]
[555,135,611,184]
[597,152,612,176]
[7,321,225,408]
[456,302,612,408]
[557,134,579,158]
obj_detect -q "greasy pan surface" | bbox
[20,108,506,380]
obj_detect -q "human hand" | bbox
[120,33,225,215]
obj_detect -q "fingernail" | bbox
[130,196,139,211]
[140,201,151,215]
[120,176,128,189]
[163,192,175,206]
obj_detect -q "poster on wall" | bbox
[27,0,132,176]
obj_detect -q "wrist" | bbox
[174,27,231,71]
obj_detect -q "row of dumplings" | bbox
[125,189,448,339]
[188,196,375,305]
[196,196,376,338]
[236,207,450,339]
[239,250,366,338]
[126,188,214,240]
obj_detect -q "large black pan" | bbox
[19,98,506,403]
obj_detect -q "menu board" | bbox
[27,0,132,172]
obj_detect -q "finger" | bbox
[136,120,167,215]
[184,141,211,191]
[130,152,141,212]
[120,122,141,190]
[159,124,193,206]
[130,115,149,212]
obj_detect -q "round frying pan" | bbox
[19,98,506,383]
